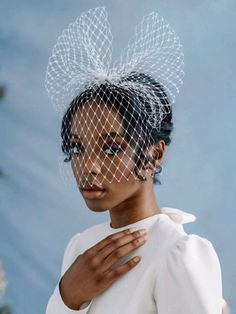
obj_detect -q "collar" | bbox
[107,207,196,233]
[161,207,196,224]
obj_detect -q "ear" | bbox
[145,140,166,171]
[156,140,166,164]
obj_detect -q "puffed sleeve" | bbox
[154,234,222,314]
[45,233,92,314]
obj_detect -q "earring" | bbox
[156,165,162,174]
[151,165,162,178]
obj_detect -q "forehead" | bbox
[70,98,124,137]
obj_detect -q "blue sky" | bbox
[0,0,235,313]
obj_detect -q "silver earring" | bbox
[151,165,162,177]
[156,165,162,174]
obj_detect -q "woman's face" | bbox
[69,97,151,212]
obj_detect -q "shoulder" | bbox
[173,234,216,255]
[65,220,108,252]
[60,232,81,275]
[181,234,222,266]
[60,220,108,275]
[166,233,220,265]
[158,233,222,280]
[154,234,223,312]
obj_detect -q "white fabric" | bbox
[45,207,222,313]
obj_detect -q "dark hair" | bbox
[61,72,174,185]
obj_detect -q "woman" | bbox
[45,7,222,313]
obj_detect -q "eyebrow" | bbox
[69,131,125,141]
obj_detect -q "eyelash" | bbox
[64,142,122,162]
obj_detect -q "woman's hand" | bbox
[59,228,148,310]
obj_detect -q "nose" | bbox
[80,150,102,177]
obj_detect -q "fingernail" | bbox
[129,227,139,233]
[139,229,147,235]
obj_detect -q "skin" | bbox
[59,96,167,310]
[69,96,166,228]
[60,228,150,309]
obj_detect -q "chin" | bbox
[86,202,109,212]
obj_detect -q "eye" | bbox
[63,142,82,162]
[63,142,122,162]
[70,145,81,154]
[103,145,122,155]
[69,142,82,155]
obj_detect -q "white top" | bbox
[45,207,222,314]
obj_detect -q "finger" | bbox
[98,229,147,262]
[100,233,147,272]
[88,227,140,254]
[104,255,141,284]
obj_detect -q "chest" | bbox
[88,254,159,314]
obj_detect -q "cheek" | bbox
[101,179,138,209]
[106,154,140,198]
[71,158,80,178]
[110,181,142,213]
[70,147,138,184]
[103,148,137,183]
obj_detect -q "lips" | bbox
[80,183,105,191]
[80,184,106,200]
[79,181,106,200]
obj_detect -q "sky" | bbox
[0,0,235,313]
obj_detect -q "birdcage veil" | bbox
[45,6,184,189]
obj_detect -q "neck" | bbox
[109,181,161,228]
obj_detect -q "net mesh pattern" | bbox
[45,6,184,189]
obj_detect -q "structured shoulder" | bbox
[172,234,218,258]
[154,233,222,313]
[60,232,81,275]
[160,233,222,277]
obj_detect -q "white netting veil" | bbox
[45,6,184,191]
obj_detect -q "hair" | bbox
[61,72,174,185]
